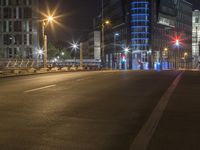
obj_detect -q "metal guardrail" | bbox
[0,59,101,69]
[0,59,102,77]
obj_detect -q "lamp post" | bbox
[114,33,120,69]
[71,43,79,66]
[123,47,129,70]
[184,52,188,69]
[101,19,111,68]
[163,47,169,69]
[42,16,54,68]
[175,39,180,69]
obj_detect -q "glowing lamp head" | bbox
[175,39,180,46]
[115,33,120,36]
[184,52,188,57]
[124,47,129,53]
[38,49,43,55]
[48,16,53,22]
[105,20,111,25]
[73,44,78,49]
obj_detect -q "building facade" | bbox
[192,10,200,56]
[102,0,192,70]
[0,0,39,60]
[81,31,101,60]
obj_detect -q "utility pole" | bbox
[42,21,48,68]
[101,0,105,67]
[80,42,83,69]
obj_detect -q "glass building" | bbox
[0,0,40,59]
[102,0,192,70]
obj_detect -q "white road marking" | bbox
[129,72,183,150]
[24,84,56,93]
[76,78,85,82]
[76,77,93,82]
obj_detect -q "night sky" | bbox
[45,0,199,42]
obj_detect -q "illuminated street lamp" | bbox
[113,33,120,69]
[42,15,55,68]
[70,42,79,66]
[124,47,129,53]
[174,38,180,69]
[61,52,65,56]
[184,52,188,57]
[176,39,180,46]
[164,48,168,52]
[184,52,188,69]
[101,19,111,67]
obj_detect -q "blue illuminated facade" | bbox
[130,0,151,70]
[101,0,192,70]
[131,1,150,51]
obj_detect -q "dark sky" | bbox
[45,0,199,42]
[45,0,101,42]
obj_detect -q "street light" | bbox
[48,16,53,22]
[70,42,79,66]
[61,52,65,56]
[113,33,120,69]
[123,47,130,70]
[175,38,180,69]
[42,15,55,68]
[124,47,129,53]
[101,19,111,68]
[184,52,188,69]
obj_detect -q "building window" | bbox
[28,0,32,5]
[3,0,8,6]
[3,7,12,19]
[26,47,32,58]
[13,8,17,18]
[3,21,7,32]
[0,8,1,19]
[14,21,22,32]
[13,48,17,58]
[6,47,13,58]
[29,34,32,45]
[3,34,12,45]
[0,21,2,32]
[19,7,22,18]
[24,7,32,18]
[17,0,24,5]
[14,34,22,45]
[8,21,12,32]
[29,21,32,32]
[24,34,27,45]
[11,0,17,5]
[195,17,199,23]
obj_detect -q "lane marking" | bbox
[24,84,56,93]
[76,77,93,82]
[129,72,183,150]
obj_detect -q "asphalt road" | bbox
[0,70,198,150]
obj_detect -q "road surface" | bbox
[0,71,200,150]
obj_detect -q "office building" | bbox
[0,0,39,59]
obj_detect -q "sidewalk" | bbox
[147,71,200,150]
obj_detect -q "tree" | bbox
[48,42,60,59]
[60,48,72,60]
[48,42,72,60]
[0,48,4,58]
